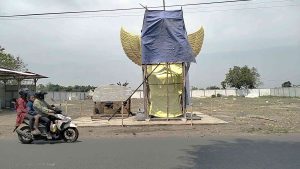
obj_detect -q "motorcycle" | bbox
[15,109,79,144]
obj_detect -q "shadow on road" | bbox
[174,138,300,169]
[19,140,82,145]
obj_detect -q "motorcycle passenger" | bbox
[15,88,29,128]
[26,93,42,135]
[33,91,54,137]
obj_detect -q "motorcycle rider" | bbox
[15,88,29,128]
[33,91,54,138]
[26,93,42,135]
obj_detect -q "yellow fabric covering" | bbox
[147,64,183,118]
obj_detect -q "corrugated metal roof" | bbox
[0,67,48,80]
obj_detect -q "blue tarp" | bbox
[141,10,195,64]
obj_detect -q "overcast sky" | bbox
[0,0,299,88]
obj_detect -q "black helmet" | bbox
[19,88,29,98]
[35,91,48,100]
[27,91,35,98]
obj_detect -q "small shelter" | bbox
[0,67,48,108]
[120,9,204,119]
[92,85,132,120]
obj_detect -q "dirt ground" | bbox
[0,96,299,139]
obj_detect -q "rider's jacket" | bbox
[33,99,52,117]
[26,100,37,116]
[15,97,28,126]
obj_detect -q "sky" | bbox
[0,0,299,88]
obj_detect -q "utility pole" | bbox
[163,0,166,10]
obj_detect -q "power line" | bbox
[185,4,300,14]
[184,0,296,10]
[0,3,298,20]
[0,0,253,18]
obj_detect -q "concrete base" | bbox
[73,112,228,127]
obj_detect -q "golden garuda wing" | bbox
[188,27,204,57]
[120,27,142,66]
[120,27,204,66]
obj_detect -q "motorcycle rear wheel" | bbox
[18,126,33,144]
[62,127,79,143]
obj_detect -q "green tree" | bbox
[39,83,96,92]
[191,86,198,90]
[221,81,226,89]
[206,86,220,90]
[282,81,292,87]
[46,83,61,91]
[0,45,27,71]
[37,84,46,91]
[222,65,261,89]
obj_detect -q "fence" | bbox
[130,87,300,98]
[270,88,300,97]
[45,91,87,102]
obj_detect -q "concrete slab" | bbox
[73,112,228,127]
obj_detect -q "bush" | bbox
[217,93,222,97]
[211,95,216,98]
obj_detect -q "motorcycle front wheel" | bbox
[62,127,79,143]
[17,126,33,144]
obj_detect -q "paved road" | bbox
[0,135,300,169]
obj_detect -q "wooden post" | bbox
[80,101,83,115]
[182,63,186,119]
[65,100,68,114]
[17,79,21,91]
[59,92,62,102]
[33,78,38,91]
[142,65,149,119]
[210,101,212,114]
[167,63,169,121]
[121,102,124,127]
[3,80,7,108]
[190,104,193,126]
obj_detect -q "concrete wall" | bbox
[270,88,300,97]
[2,87,299,108]
[130,88,300,99]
